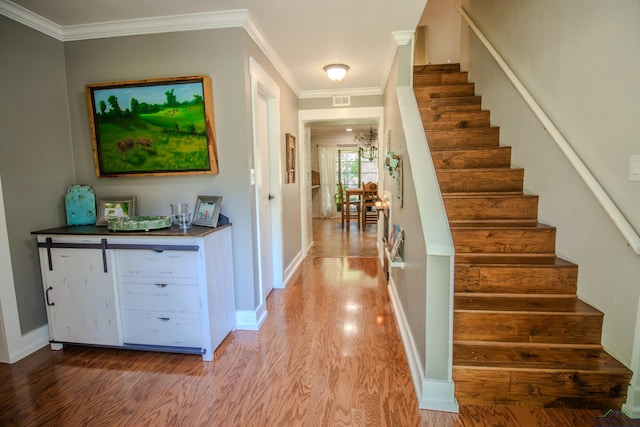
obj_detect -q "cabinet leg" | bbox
[202,349,213,362]
[50,342,63,351]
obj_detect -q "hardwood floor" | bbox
[308,217,379,258]
[0,218,630,425]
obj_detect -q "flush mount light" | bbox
[323,63,350,83]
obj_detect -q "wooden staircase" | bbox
[414,64,631,409]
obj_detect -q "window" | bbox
[337,148,377,189]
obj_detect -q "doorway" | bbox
[298,107,384,261]
[249,58,284,310]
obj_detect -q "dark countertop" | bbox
[32,223,231,238]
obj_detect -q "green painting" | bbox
[86,75,218,177]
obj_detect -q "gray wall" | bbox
[460,0,640,366]
[64,27,301,312]
[2,16,301,337]
[0,16,75,333]
[64,27,263,311]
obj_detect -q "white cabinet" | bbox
[34,225,235,361]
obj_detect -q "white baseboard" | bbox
[622,384,640,418]
[235,303,267,331]
[387,279,459,413]
[8,324,49,363]
[282,250,304,289]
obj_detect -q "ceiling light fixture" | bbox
[354,125,378,161]
[323,63,349,84]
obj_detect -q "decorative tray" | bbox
[107,215,172,232]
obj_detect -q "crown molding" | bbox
[0,0,63,40]
[61,9,249,41]
[0,0,302,95]
[393,30,415,46]
[299,86,382,99]
[0,1,249,42]
[242,11,300,96]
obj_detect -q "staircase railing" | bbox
[458,6,640,255]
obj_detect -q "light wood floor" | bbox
[0,219,620,425]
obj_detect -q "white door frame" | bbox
[298,107,385,256]
[249,58,284,306]
[0,174,49,363]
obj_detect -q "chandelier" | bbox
[354,125,378,161]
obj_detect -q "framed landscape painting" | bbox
[86,75,218,177]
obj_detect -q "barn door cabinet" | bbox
[34,224,235,361]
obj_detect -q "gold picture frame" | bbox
[86,75,218,178]
[286,133,296,183]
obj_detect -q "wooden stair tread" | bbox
[455,257,576,268]
[413,71,469,86]
[418,96,482,113]
[414,63,460,73]
[454,260,578,295]
[444,193,538,221]
[437,166,524,173]
[432,147,512,170]
[414,84,476,99]
[450,220,550,228]
[455,254,557,264]
[444,192,533,198]
[444,191,525,197]
[453,343,631,373]
[454,295,600,314]
[427,128,501,150]
[431,146,511,152]
[450,219,539,227]
[422,111,490,120]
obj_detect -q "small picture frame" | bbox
[192,195,222,227]
[286,133,296,183]
[96,196,137,226]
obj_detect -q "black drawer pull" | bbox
[154,283,168,288]
[157,317,170,322]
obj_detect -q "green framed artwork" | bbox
[85,75,218,177]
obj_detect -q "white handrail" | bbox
[458,6,640,255]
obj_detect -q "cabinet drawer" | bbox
[117,250,198,279]
[122,311,201,348]
[120,282,199,313]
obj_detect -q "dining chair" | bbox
[361,182,378,230]
[340,183,361,229]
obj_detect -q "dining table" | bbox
[345,187,364,199]
[344,188,364,227]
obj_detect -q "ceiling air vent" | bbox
[332,95,351,107]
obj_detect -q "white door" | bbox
[39,247,121,346]
[250,58,284,308]
[255,93,274,299]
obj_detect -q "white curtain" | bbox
[318,145,338,218]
